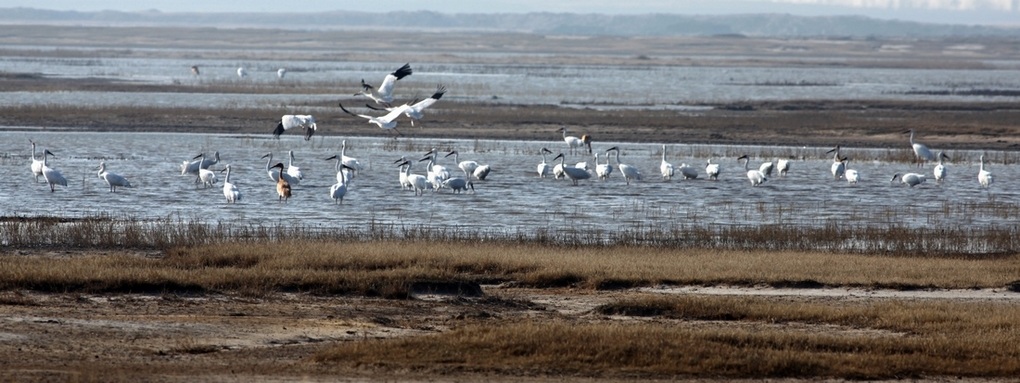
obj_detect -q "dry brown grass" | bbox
[2,240,1017,297]
[3,237,1019,380]
[5,214,1020,256]
[315,296,1020,379]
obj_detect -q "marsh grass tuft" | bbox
[315,296,1020,379]
[2,239,1018,296]
[4,213,1020,256]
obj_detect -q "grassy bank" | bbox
[315,296,1020,379]
[1,220,1020,296]
[3,217,1020,380]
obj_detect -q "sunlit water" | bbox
[1,56,1019,107]
[1,131,1016,235]
[1,53,1018,238]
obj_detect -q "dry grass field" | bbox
[2,26,1020,381]
[1,219,1019,381]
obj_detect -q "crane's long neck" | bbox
[541,153,547,163]
[225,167,231,183]
[341,142,347,157]
[452,152,459,163]
[614,150,621,165]
[31,143,38,161]
[743,157,750,171]
[288,152,294,167]
[909,130,915,145]
[264,154,272,171]
[661,146,667,162]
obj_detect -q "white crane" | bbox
[595,153,613,181]
[978,154,993,188]
[423,148,451,181]
[397,159,429,196]
[659,144,674,181]
[97,161,133,192]
[356,63,413,107]
[759,160,775,178]
[221,164,241,204]
[330,163,357,205]
[419,152,449,191]
[272,115,317,141]
[367,84,446,128]
[180,151,219,175]
[552,161,566,179]
[892,172,926,187]
[906,129,935,168]
[286,150,304,182]
[844,159,859,185]
[537,148,553,178]
[277,68,286,79]
[553,153,591,186]
[325,155,355,185]
[737,155,767,186]
[560,127,585,155]
[195,153,217,188]
[678,163,698,180]
[261,153,300,186]
[237,67,247,78]
[705,159,720,181]
[826,146,845,180]
[339,140,364,177]
[473,164,492,181]
[933,152,950,183]
[339,102,408,137]
[29,140,44,183]
[446,150,479,178]
[41,149,67,192]
[777,158,790,177]
[443,177,475,193]
[606,146,641,185]
[394,156,412,189]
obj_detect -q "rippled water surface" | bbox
[1,56,1020,107]
[2,52,1018,234]
[2,131,1016,233]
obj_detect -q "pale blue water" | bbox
[1,131,1015,236]
[1,52,1018,247]
[1,56,1019,108]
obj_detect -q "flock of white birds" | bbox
[27,63,997,205]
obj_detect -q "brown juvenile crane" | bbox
[271,163,292,202]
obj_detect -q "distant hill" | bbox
[0,7,1016,38]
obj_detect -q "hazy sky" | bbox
[3,0,1017,25]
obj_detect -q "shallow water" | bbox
[2,52,1018,237]
[1,131,1016,235]
[1,56,1020,107]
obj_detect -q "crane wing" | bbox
[409,85,446,112]
[377,63,412,98]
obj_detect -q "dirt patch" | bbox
[2,284,1016,381]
